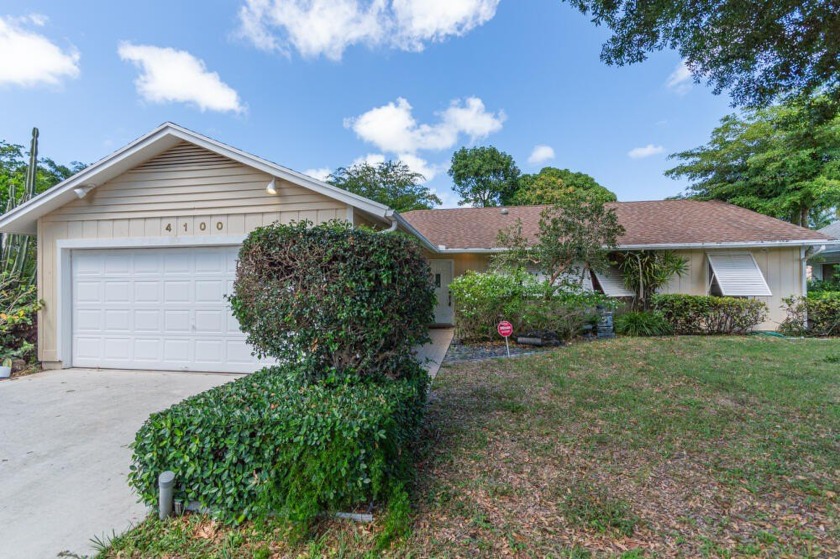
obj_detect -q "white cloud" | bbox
[628,144,665,159]
[528,144,555,165]
[351,153,388,167]
[0,15,80,87]
[118,43,244,113]
[345,96,504,154]
[236,0,499,60]
[303,167,332,181]
[666,60,693,95]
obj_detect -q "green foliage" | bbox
[613,251,688,310]
[1,129,85,292]
[0,274,42,362]
[129,366,428,525]
[229,221,435,382]
[780,293,840,337]
[614,311,673,337]
[652,294,768,335]
[494,196,625,286]
[326,160,441,212]
[449,269,610,342]
[566,1,839,110]
[667,96,840,227]
[448,146,520,207]
[808,273,840,295]
[511,167,616,206]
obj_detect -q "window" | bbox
[591,266,634,298]
[706,252,771,297]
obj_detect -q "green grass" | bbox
[96,337,838,558]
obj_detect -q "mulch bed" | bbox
[442,339,559,364]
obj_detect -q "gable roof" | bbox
[819,221,840,240]
[0,122,393,235]
[401,200,832,251]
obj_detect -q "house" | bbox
[0,123,833,374]
[400,204,833,330]
[810,221,840,281]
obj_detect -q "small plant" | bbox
[615,311,673,336]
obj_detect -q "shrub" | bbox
[614,311,673,336]
[449,269,611,341]
[129,365,428,524]
[652,294,768,334]
[0,274,42,362]
[229,221,435,382]
[780,293,840,336]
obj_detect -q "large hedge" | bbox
[229,221,435,382]
[129,366,427,524]
[652,294,768,334]
[449,269,611,341]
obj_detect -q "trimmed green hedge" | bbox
[129,365,427,524]
[652,294,768,334]
[780,293,840,336]
[229,221,434,382]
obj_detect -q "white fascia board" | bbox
[0,122,392,235]
[430,239,838,254]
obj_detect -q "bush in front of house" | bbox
[652,294,768,334]
[129,365,427,524]
[779,292,840,336]
[614,311,673,336]
[229,221,435,382]
[0,274,42,363]
[130,221,436,528]
[449,269,610,342]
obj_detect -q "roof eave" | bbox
[0,122,393,235]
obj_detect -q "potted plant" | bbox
[0,357,12,379]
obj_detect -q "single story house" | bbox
[810,221,839,281]
[0,123,833,374]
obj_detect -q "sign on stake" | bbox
[497,320,513,358]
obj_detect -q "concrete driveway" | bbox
[0,369,234,558]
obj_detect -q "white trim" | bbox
[55,235,248,364]
[0,122,391,235]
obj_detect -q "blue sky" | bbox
[0,0,735,207]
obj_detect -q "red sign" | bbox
[497,320,513,338]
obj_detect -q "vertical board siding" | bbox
[36,142,349,365]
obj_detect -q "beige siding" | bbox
[37,142,347,366]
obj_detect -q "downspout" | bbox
[378,216,398,233]
[803,244,826,297]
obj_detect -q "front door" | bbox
[429,259,454,325]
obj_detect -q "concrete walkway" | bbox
[416,328,454,378]
[0,369,234,558]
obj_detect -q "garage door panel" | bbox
[72,247,263,373]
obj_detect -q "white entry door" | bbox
[71,246,263,373]
[429,259,454,325]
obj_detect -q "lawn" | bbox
[98,337,838,558]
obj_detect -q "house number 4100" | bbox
[164,221,224,232]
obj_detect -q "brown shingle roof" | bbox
[401,200,831,250]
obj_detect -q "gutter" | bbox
[427,239,840,254]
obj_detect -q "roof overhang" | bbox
[424,239,839,254]
[0,122,392,235]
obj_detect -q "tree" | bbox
[666,95,840,227]
[613,251,688,310]
[449,146,520,207]
[511,167,616,206]
[327,160,440,212]
[494,193,625,288]
[1,141,83,210]
[566,0,840,111]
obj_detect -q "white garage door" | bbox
[71,246,263,373]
